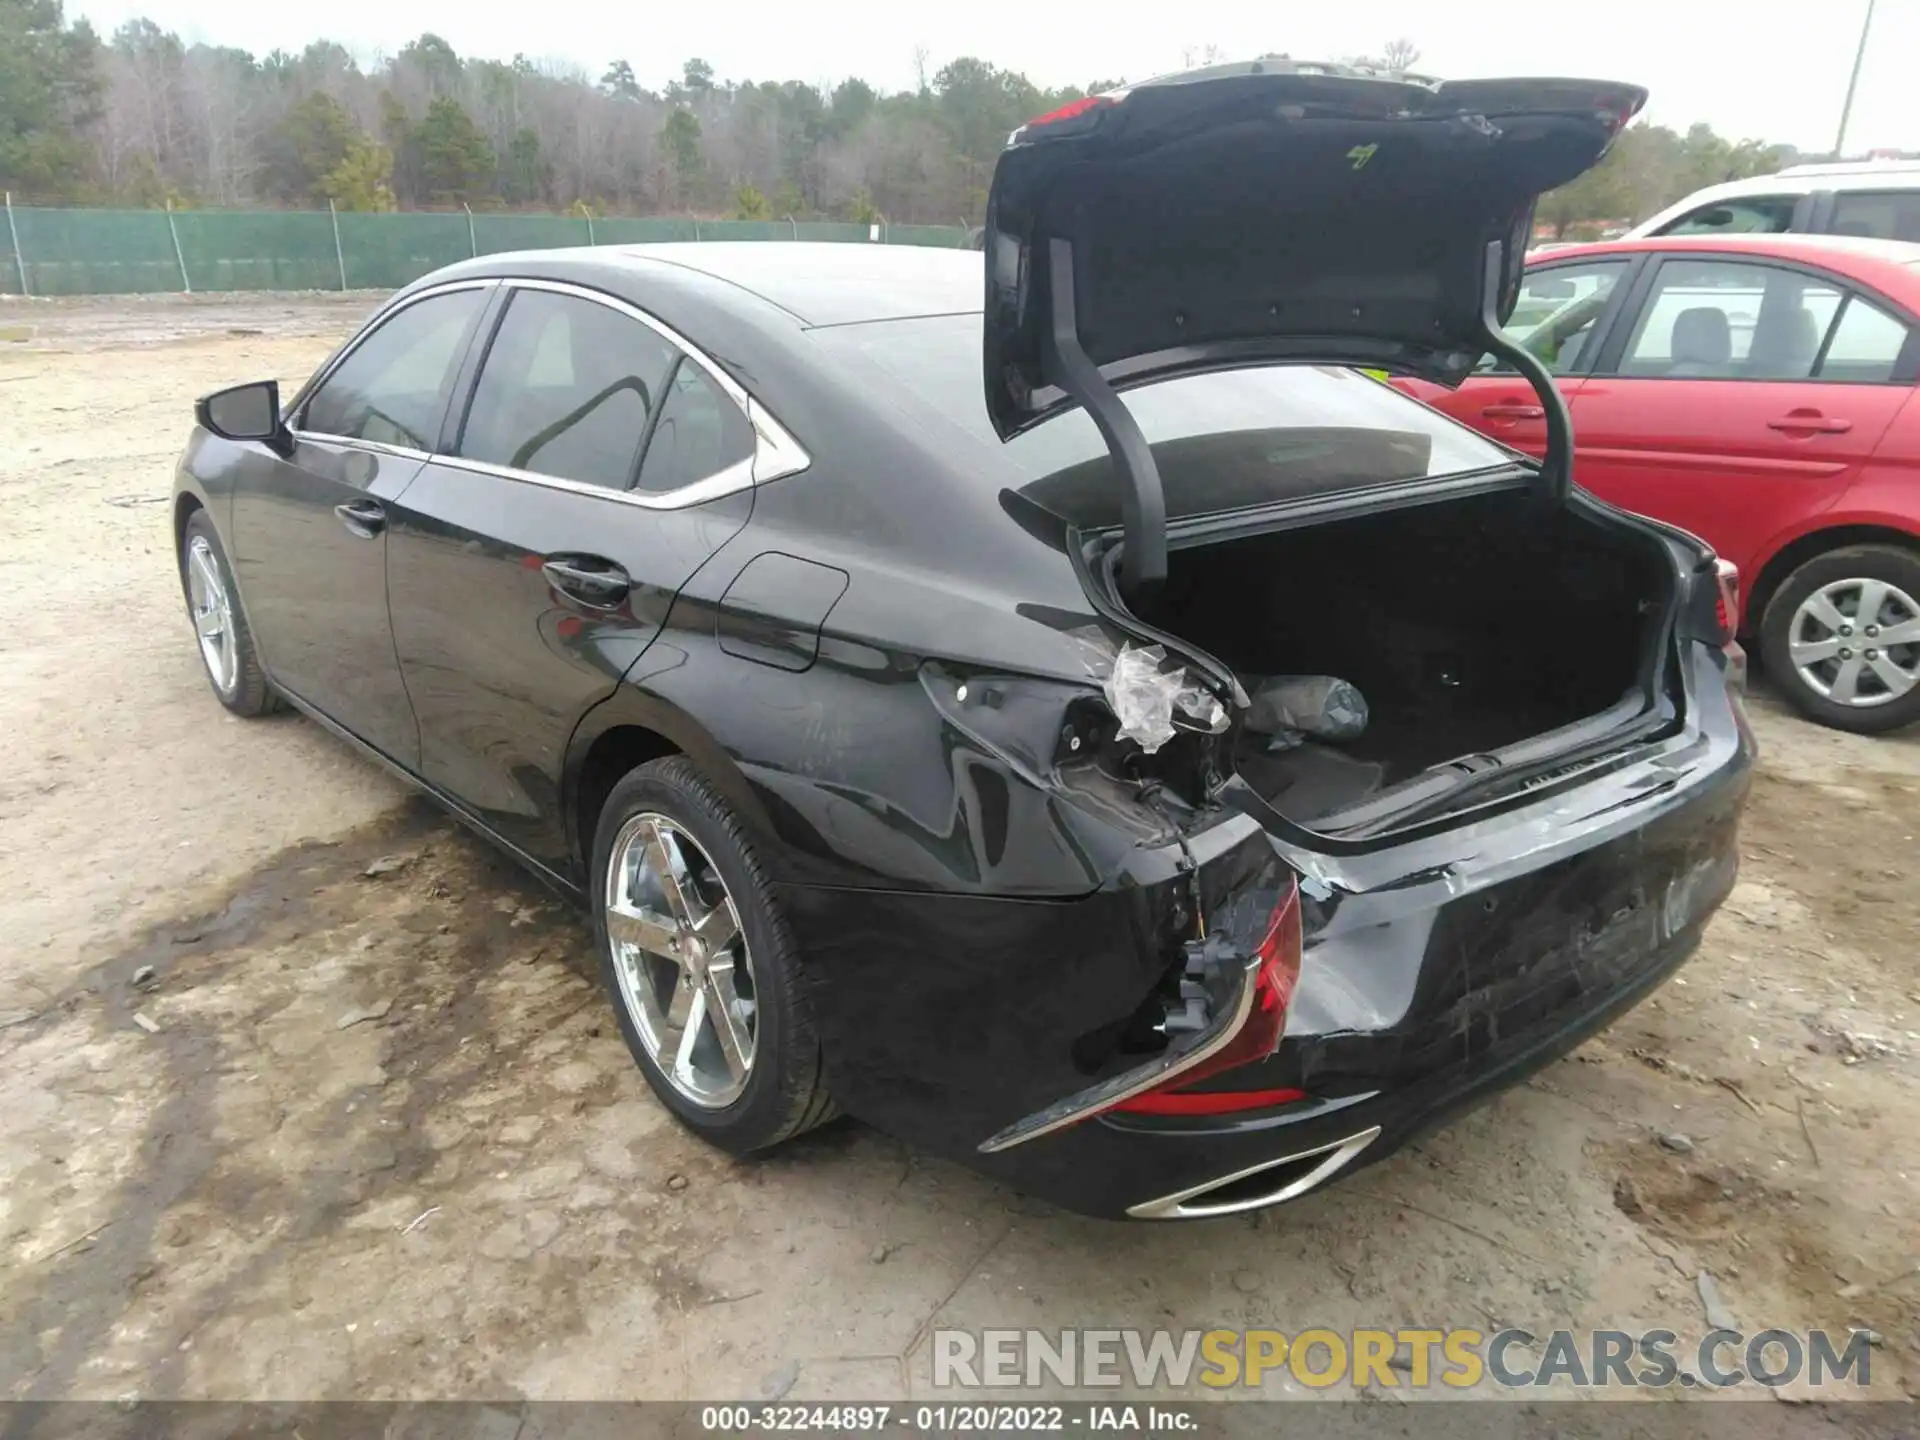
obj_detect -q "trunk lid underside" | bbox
[981,60,1647,599]
[982,64,1647,437]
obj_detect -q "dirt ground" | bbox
[1,293,1917,1412]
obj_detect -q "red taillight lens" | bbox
[1111,1085,1307,1116]
[1714,559,1740,641]
[1111,881,1304,1116]
[1026,95,1109,128]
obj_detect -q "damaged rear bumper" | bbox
[1013,882,1722,1220]
[778,647,1754,1221]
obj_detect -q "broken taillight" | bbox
[1112,1085,1308,1116]
[1026,95,1109,127]
[1112,880,1304,1116]
[1015,94,1119,143]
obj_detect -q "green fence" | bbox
[0,203,971,297]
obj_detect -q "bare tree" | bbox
[1379,39,1421,76]
[182,46,255,202]
[111,21,186,186]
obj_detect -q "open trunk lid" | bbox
[980,60,1645,596]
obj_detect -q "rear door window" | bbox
[1653,196,1798,237]
[1815,295,1913,383]
[302,289,487,449]
[1616,260,1791,378]
[634,361,757,494]
[1830,191,1920,242]
[460,289,678,490]
[1608,258,1913,384]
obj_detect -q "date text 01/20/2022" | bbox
[698,1405,1197,1432]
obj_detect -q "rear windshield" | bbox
[811,313,1510,527]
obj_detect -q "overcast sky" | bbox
[71,0,1914,156]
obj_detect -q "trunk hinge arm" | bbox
[1042,237,1167,601]
[1475,239,1573,507]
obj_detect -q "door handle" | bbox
[1481,403,1546,421]
[1767,413,1852,435]
[334,499,386,538]
[542,555,631,607]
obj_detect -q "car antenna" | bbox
[1476,238,1574,507]
[1041,236,1168,601]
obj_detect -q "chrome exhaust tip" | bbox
[1125,1125,1382,1220]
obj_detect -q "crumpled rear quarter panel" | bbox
[780,646,1752,1218]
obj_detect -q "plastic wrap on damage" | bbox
[1244,675,1370,745]
[1080,638,1229,754]
[1104,645,1183,753]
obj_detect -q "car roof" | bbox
[1776,158,1920,180]
[1527,233,1920,297]
[1680,167,1920,203]
[608,242,983,327]
[1625,167,1920,237]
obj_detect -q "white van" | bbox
[1627,159,1920,242]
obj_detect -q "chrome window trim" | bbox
[743,397,811,487]
[292,272,812,510]
[432,451,760,512]
[287,432,433,464]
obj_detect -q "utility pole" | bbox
[1833,0,1877,158]
[4,192,27,297]
[329,199,347,290]
[165,197,191,294]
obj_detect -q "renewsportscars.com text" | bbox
[933,1327,1873,1390]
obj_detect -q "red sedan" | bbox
[1399,235,1920,733]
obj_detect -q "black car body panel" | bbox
[228,435,431,768]
[172,71,1749,1223]
[631,518,1136,897]
[784,644,1750,1215]
[385,464,753,872]
[982,64,1648,439]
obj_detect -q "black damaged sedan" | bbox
[172,64,1752,1220]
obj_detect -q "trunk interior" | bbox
[1133,490,1673,826]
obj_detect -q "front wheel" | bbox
[1761,544,1920,734]
[178,509,276,716]
[590,757,836,1152]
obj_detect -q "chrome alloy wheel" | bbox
[604,813,757,1108]
[185,534,237,695]
[1789,577,1920,709]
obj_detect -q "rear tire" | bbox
[178,509,276,717]
[590,757,836,1153]
[1761,544,1920,734]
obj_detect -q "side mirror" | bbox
[197,380,292,456]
